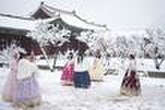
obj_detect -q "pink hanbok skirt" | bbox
[61,64,74,86]
[2,70,17,102]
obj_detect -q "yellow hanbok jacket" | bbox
[89,58,106,81]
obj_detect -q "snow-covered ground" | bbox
[0,66,165,110]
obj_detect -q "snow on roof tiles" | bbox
[0,13,57,32]
[60,13,106,31]
[0,14,36,31]
[35,3,108,31]
[0,3,108,32]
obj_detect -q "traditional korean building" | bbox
[0,2,107,55]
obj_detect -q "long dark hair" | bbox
[77,53,84,64]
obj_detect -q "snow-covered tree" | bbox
[76,27,165,75]
[143,28,165,69]
[27,21,71,71]
[100,33,145,75]
[27,21,70,47]
[76,31,98,48]
[0,44,26,66]
[77,30,110,56]
[77,30,114,74]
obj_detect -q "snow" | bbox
[39,3,107,31]
[0,3,107,33]
[0,66,165,110]
[1,57,165,110]
[60,13,107,31]
[0,15,35,30]
[36,58,67,68]
[0,15,59,31]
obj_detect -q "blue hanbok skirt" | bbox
[74,71,91,88]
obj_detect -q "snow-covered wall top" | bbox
[0,15,36,30]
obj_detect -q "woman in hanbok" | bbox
[2,49,20,102]
[74,53,91,88]
[89,55,105,81]
[120,54,141,96]
[14,51,41,108]
[61,53,75,86]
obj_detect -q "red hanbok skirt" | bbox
[120,69,141,96]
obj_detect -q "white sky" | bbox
[0,0,165,29]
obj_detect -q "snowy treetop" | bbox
[27,21,71,47]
